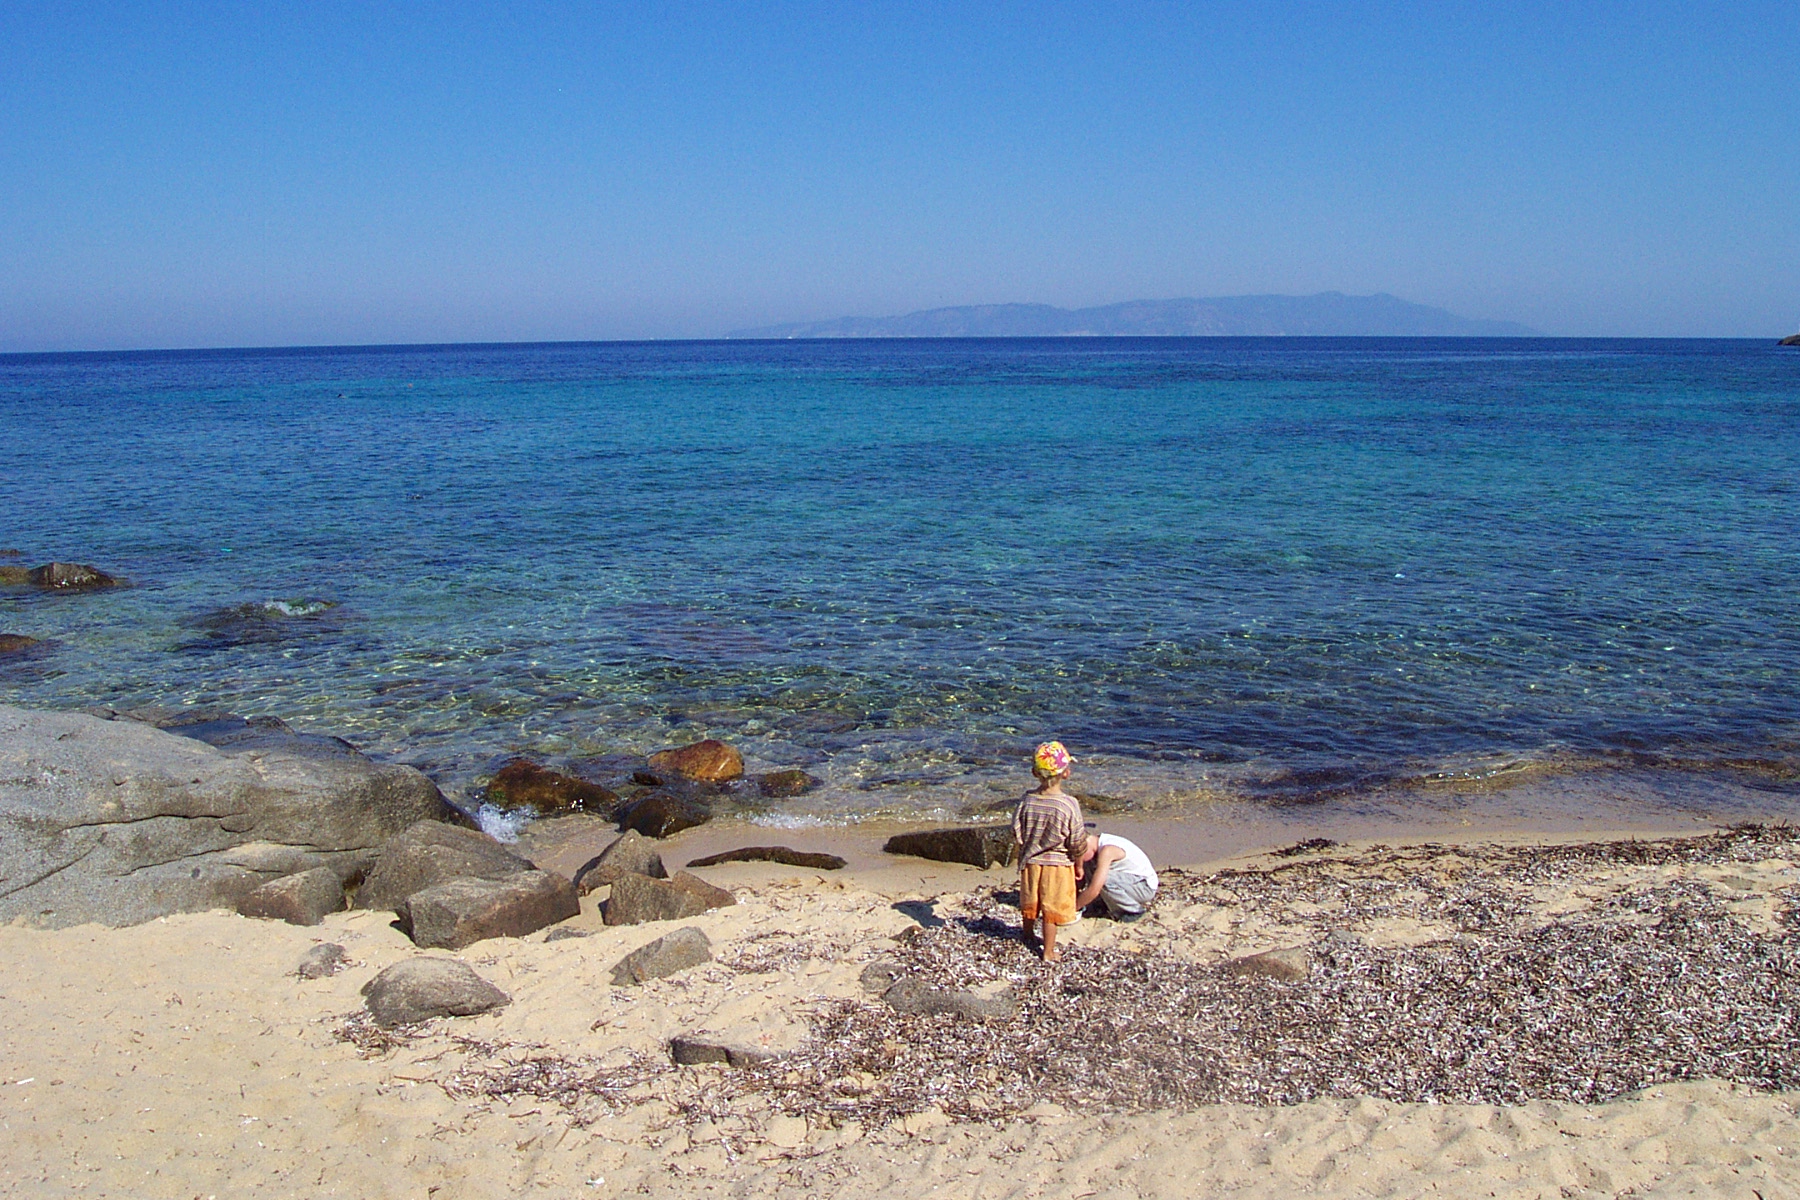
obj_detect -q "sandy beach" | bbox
[5,816,1798,1199]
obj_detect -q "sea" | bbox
[3,338,1798,832]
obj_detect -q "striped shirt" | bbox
[1012,788,1087,867]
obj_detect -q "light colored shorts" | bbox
[1019,863,1078,927]
[1099,870,1157,916]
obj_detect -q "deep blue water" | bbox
[3,338,1798,821]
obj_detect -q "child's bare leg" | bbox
[1041,917,1061,962]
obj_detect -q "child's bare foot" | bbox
[1042,948,1062,962]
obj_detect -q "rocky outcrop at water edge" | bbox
[354,820,535,912]
[0,705,452,928]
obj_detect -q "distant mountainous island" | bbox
[731,292,1537,338]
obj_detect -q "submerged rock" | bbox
[573,830,668,894]
[616,791,711,838]
[24,562,119,589]
[181,599,342,650]
[602,870,735,925]
[484,757,618,815]
[647,739,744,783]
[396,870,580,949]
[356,821,536,912]
[239,867,345,926]
[757,768,822,798]
[0,634,42,655]
[686,846,846,870]
[361,959,510,1027]
[610,926,713,985]
[882,826,1017,870]
[0,704,451,929]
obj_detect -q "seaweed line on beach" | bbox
[372,824,1800,1129]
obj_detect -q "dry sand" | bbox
[3,825,1798,1198]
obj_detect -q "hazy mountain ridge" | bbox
[732,292,1537,338]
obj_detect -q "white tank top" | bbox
[1098,834,1158,889]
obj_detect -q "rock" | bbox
[181,600,341,650]
[355,821,535,912]
[616,791,712,838]
[602,870,736,926]
[882,826,1017,870]
[631,770,663,787]
[544,926,592,942]
[24,562,119,589]
[1781,334,1800,347]
[484,758,619,816]
[668,1035,775,1067]
[296,943,351,979]
[686,846,846,870]
[647,739,744,783]
[0,567,27,584]
[757,769,822,798]
[396,870,580,949]
[0,634,42,655]
[573,830,667,894]
[880,976,1017,1020]
[0,549,19,556]
[609,926,713,985]
[239,867,344,926]
[1224,946,1311,982]
[858,960,904,993]
[361,958,511,1027]
[0,705,453,929]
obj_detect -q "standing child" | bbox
[1012,741,1087,961]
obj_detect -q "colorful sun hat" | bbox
[1033,741,1074,775]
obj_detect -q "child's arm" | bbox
[1076,845,1122,908]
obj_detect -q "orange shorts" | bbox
[1019,863,1078,926]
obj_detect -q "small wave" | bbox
[258,599,337,618]
[473,802,532,843]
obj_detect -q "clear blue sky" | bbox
[2,2,1795,349]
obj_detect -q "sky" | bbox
[1,2,1796,350]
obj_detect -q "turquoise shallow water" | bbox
[2,338,1798,823]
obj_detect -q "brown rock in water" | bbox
[882,826,1017,870]
[0,567,30,584]
[484,757,619,815]
[616,791,711,838]
[1781,334,1800,346]
[686,846,846,871]
[0,549,20,557]
[1224,946,1311,982]
[0,634,42,655]
[397,869,580,949]
[573,830,667,894]
[609,926,713,985]
[362,958,510,1027]
[356,821,535,912]
[239,867,345,926]
[25,562,119,589]
[602,870,736,925]
[757,768,822,798]
[647,738,744,783]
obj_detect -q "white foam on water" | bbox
[474,802,531,843]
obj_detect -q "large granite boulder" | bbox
[396,870,580,949]
[239,867,345,926]
[573,830,667,894]
[602,870,736,925]
[647,739,744,783]
[362,959,510,1027]
[0,705,452,928]
[616,791,712,838]
[484,758,619,816]
[882,826,1017,870]
[355,821,534,912]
